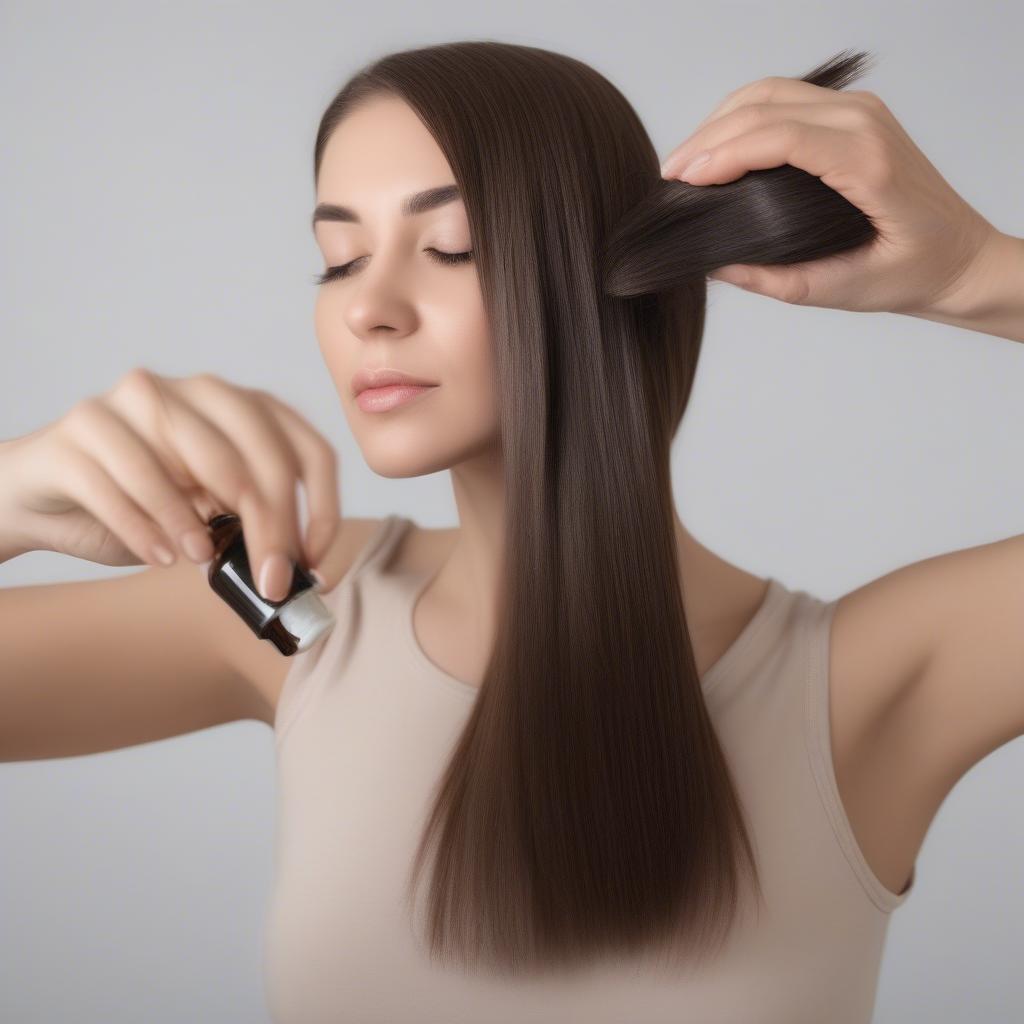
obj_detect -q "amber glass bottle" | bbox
[203,512,335,656]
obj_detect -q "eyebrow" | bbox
[311,183,462,233]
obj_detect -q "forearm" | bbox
[904,231,1024,343]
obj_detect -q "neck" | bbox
[429,449,727,640]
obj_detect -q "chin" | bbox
[365,452,447,479]
[357,427,500,479]
[351,426,437,478]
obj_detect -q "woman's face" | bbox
[313,94,498,478]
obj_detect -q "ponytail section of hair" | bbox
[602,50,879,299]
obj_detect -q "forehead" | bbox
[317,95,456,201]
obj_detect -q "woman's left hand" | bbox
[660,76,1003,317]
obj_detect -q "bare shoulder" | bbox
[830,534,1024,785]
[828,567,934,759]
[828,533,1024,895]
[827,568,936,894]
[231,517,389,726]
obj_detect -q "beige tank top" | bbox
[262,514,914,1023]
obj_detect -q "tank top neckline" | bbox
[373,514,791,701]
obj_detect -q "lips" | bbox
[351,367,438,396]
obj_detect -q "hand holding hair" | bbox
[650,60,1022,336]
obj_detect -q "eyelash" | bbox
[313,248,474,285]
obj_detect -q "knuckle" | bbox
[852,89,885,110]
[115,366,159,396]
[848,102,880,134]
[251,386,286,413]
[247,385,274,406]
[105,369,164,430]
[718,84,741,104]
[186,371,227,397]
[64,396,107,434]
[751,77,783,103]
[850,90,890,122]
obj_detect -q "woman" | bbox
[1,42,1021,1023]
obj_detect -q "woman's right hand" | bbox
[0,367,341,602]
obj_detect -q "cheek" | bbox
[456,350,497,431]
[438,310,497,419]
[314,295,352,385]
[445,282,491,375]
[313,294,331,357]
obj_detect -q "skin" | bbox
[312,93,765,677]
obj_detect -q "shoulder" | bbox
[311,516,391,593]
[829,534,1024,865]
[232,516,389,724]
[828,572,931,757]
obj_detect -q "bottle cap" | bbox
[276,586,336,652]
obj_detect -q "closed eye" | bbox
[312,248,474,286]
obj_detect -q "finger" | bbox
[63,397,213,563]
[693,76,860,134]
[256,390,341,571]
[58,442,180,567]
[676,121,871,197]
[708,262,814,304]
[174,376,304,601]
[662,79,824,172]
[664,78,877,175]
[186,487,228,525]
[108,377,255,559]
[116,376,282,591]
[708,246,867,307]
[662,99,868,180]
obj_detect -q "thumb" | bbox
[707,265,753,287]
[707,263,813,305]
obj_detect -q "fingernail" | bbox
[678,150,711,181]
[181,529,214,563]
[152,543,176,567]
[660,146,690,177]
[259,551,292,602]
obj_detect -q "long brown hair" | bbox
[313,44,878,977]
